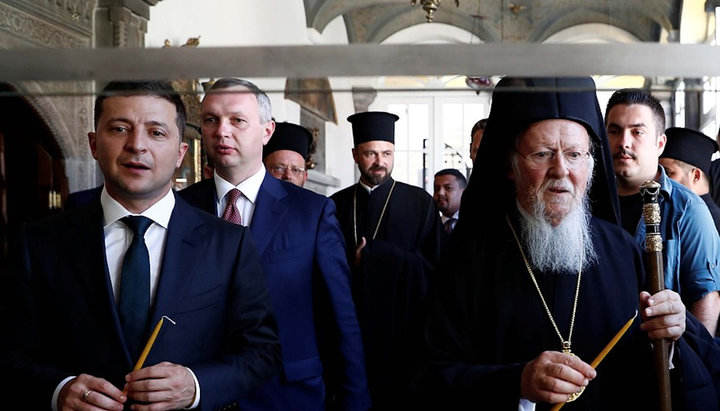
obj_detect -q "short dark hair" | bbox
[471,118,488,139]
[605,88,665,134]
[205,78,273,123]
[435,168,468,189]
[94,80,186,138]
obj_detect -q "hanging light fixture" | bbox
[465,76,493,94]
[410,0,459,23]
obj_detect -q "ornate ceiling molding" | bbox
[0,2,89,48]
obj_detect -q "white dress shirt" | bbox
[213,165,265,226]
[102,187,174,305]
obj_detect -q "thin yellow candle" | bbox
[590,310,637,368]
[550,310,637,411]
[122,315,175,396]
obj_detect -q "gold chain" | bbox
[353,180,397,247]
[505,214,582,354]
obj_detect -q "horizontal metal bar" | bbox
[2,43,720,82]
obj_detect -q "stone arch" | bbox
[544,23,641,44]
[7,81,97,192]
[527,8,660,43]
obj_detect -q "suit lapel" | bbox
[250,174,289,256]
[151,195,206,326]
[66,200,134,366]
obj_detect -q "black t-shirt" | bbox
[710,159,720,207]
[619,193,643,235]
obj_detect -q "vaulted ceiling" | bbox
[304,0,685,44]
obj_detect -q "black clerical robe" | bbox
[701,193,720,236]
[421,215,720,410]
[710,159,720,207]
[331,178,444,409]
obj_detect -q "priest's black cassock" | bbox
[331,177,443,409]
[419,77,720,410]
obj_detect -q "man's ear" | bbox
[507,165,516,182]
[176,142,189,168]
[351,148,359,164]
[692,167,701,183]
[262,120,276,146]
[656,133,667,155]
[88,132,98,160]
[506,153,516,182]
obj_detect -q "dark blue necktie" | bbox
[118,216,153,361]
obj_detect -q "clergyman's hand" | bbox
[124,361,195,410]
[639,290,686,341]
[354,236,367,268]
[520,351,596,404]
[58,373,125,410]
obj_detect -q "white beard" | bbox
[516,196,597,273]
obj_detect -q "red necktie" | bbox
[222,189,243,225]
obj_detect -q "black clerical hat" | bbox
[347,111,399,146]
[661,127,718,175]
[263,122,313,159]
[458,77,620,233]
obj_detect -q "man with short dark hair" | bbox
[1,80,281,410]
[263,121,312,187]
[605,88,720,335]
[433,168,467,233]
[659,127,720,235]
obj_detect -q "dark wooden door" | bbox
[0,84,66,279]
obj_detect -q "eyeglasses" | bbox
[268,164,306,176]
[516,149,590,169]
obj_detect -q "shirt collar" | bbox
[214,165,265,204]
[100,187,175,229]
[441,210,460,224]
[452,210,460,219]
[359,180,373,193]
[656,164,673,198]
[358,177,393,193]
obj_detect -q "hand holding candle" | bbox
[550,310,637,411]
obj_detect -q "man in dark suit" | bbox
[0,80,281,410]
[180,78,370,411]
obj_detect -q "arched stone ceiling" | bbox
[304,0,682,44]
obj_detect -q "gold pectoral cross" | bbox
[562,341,572,354]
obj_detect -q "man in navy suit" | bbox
[0,80,281,410]
[180,78,371,411]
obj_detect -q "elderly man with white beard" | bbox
[417,77,720,411]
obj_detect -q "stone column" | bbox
[95,0,161,48]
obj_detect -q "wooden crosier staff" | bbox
[639,180,672,411]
